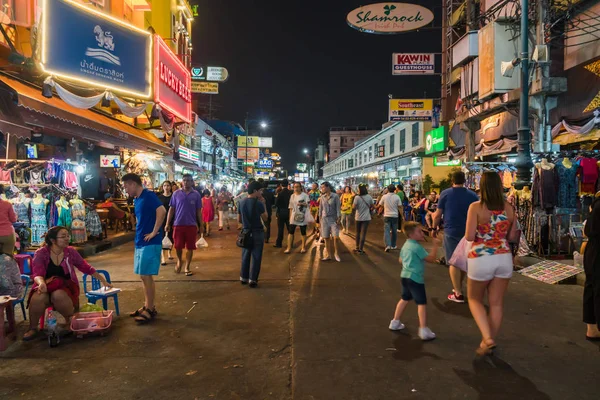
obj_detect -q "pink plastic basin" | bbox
[70,311,114,334]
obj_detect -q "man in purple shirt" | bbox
[166,174,203,276]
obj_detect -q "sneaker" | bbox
[240,278,248,285]
[249,281,258,288]
[418,327,436,341]
[447,291,465,303]
[385,247,391,252]
[391,246,398,250]
[389,320,405,331]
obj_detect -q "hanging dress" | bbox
[56,204,72,229]
[70,202,87,243]
[85,208,102,238]
[12,201,30,227]
[31,200,48,245]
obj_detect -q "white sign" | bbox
[206,67,229,82]
[392,53,435,75]
[346,3,434,34]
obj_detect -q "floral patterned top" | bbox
[468,210,512,258]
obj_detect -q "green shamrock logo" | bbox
[384,4,397,15]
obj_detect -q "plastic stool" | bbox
[0,300,16,351]
[15,254,33,275]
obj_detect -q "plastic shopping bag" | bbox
[196,236,208,248]
[448,237,471,272]
[162,236,173,249]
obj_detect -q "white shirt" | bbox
[378,193,401,218]
[289,192,310,226]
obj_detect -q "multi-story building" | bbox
[323,121,456,189]
[328,126,379,160]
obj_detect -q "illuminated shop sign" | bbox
[154,35,192,122]
[40,0,152,98]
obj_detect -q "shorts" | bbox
[173,225,198,250]
[443,234,462,261]
[320,218,339,239]
[289,224,307,235]
[401,278,427,305]
[134,245,162,276]
[467,253,513,281]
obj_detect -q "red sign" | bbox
[205,129,212,136]
[154,35,191,123]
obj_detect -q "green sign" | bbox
[425,126,447,155]
[433,157,461,167]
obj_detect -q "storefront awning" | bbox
[0,75,171,154]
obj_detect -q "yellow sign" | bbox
[389,98,433,121]
[191,82,219,94]
[237,136,273,148]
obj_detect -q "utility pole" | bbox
[515,0,534,189]
[244,112,249,179]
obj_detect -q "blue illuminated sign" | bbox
[40,0,152,98]
[258,159,273,169]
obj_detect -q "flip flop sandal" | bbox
[23,329,40,342]
[185,271,193,276]
[161,262,167,266]
[129,306,145,318]
[134,308,156,324]
[175,264,182,274]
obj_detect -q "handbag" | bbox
[448,237,471,273]
[236,199,258,249]
[162,236,173,249]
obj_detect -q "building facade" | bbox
[328,127,379,160]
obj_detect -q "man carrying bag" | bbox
[237,181,268,288]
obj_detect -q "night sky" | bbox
[191,0,442,171]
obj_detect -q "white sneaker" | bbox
[389,320,405,331]
[418,327,436,341]
[335,254,341,262]
[385,247,391,252]
[391,246,398,250]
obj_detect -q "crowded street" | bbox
[0,217,597,399]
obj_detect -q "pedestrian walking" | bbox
[319,181,342,262]
[202,189,215,237]
[308,183,321,236]
[258,178,274,243]
[274,179,292,248]
[465,171,518,355]
[217,186,232,231]
[583,192,600,341]
[378,184,402,252]
[166,174,203,276]
[352,183,373,254]
[432,171,479,303]
[340,186,355,235]
[389,221,439,341]
[157,180,174,265]
[285,182,310,254]
[122,173,166,324]
[239,181,268,288]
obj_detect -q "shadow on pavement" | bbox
[431,297,474,318]
[392,332,441,361]
[454,356,551,400]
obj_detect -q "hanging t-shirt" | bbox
[289,192,309,226]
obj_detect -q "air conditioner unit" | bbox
[453,31,479,67]
[478,22,520,100]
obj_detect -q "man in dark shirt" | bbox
[274,179,292,248]
[258,178,274,243]
[238,181,268,287]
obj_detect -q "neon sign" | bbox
[154,35,192,122]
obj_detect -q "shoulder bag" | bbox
[236,199,258,249]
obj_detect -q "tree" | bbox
[423,175,434,195]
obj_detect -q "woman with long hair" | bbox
[465,171,517,355]
[158,181,174,265]
[202,189,215,237]
[352,184,373,254]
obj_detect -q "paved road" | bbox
[1,218,598,399]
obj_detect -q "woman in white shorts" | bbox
[465,171,518,356]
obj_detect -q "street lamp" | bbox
[303,149,308,154]
[244,114,268,178]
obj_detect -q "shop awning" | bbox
[0,75,171,154]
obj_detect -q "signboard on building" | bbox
[154,35,191,122]
[433,157,462,167]
[100,155,120,168]
[425,126,447,155]
[296,163,308,172]
[40,0,152,98]
[179,146,200,162]
[346,3,434,34]
[190,66,229,82]
[392,53,435,75]
[191,82,219,94]
[237,147,260,162]
[237,136,273,148]
[258,159,274,169]
[389,99,433,121]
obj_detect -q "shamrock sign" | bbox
[384,4,397,15]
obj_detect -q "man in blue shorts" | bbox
[432,171,478,303]
[122,173,166,324]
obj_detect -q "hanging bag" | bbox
[162,235,173,249]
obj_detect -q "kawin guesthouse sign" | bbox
[346,3,434,34]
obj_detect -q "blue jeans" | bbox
[240,230,265,282]
[383,217,399,248]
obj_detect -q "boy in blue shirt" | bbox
[389,222,440,341]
